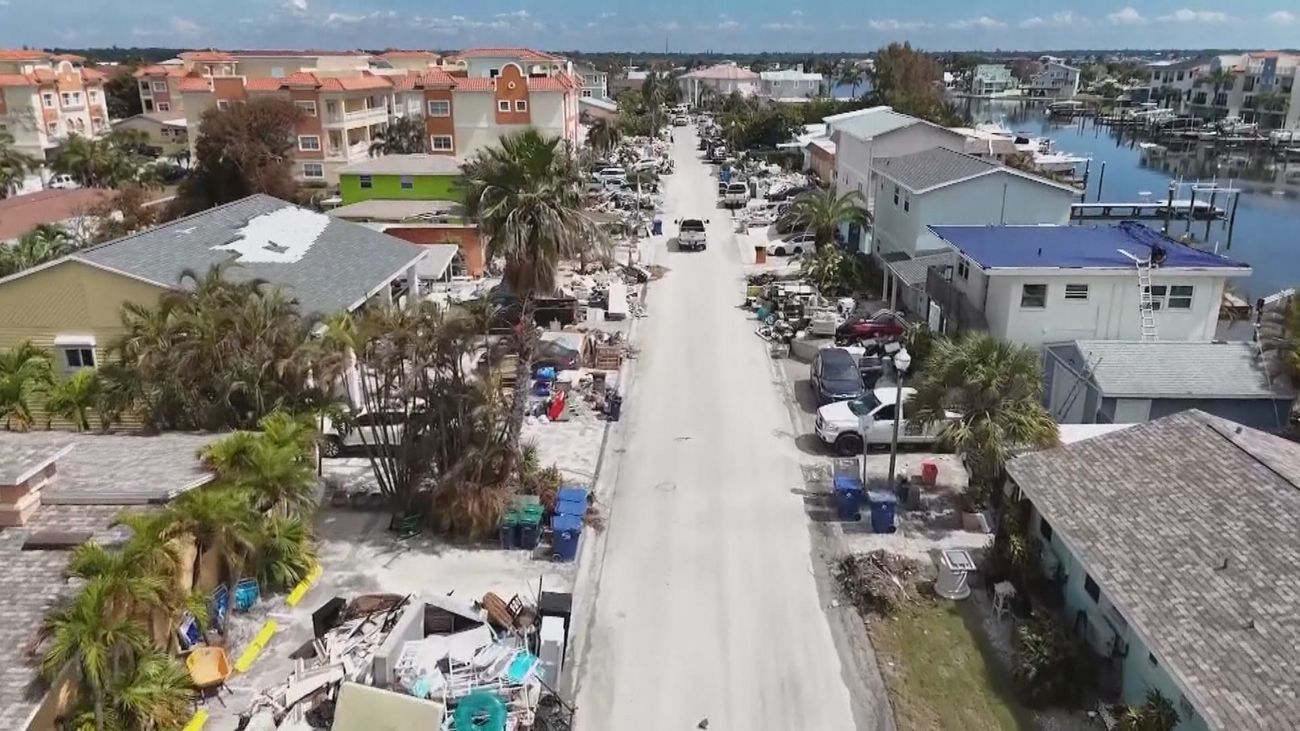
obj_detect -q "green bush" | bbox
[1013,618,1097,707]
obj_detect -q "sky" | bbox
[1,0,1298,52]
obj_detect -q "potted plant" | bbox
[959,483,993,532]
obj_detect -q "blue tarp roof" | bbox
[929,222,1250,271]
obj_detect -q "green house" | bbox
[338,155,463,205]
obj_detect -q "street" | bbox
[571,127,861,729]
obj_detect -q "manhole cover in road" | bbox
[654,481,677,493]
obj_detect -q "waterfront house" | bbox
[1025,62,1081,99]
[1006,410,1300,731]
[758,66,824,100]
[678,63,760,105]
[970,64,1016,96]
[1043,340,1294,430]
[1146,57,1207,113]
[925,223,1251,347]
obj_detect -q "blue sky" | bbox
[2,0,1298,51]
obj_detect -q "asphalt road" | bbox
[571,126,860,730]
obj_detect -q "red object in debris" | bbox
[921,459,939,485]
[547,390,567,421]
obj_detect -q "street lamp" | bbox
[886,346,912,486]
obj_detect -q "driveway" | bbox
[570,126,863,729]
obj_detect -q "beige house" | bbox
[110,112,188,155]
[0,50,109,158]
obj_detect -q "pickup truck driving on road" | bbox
[723,182,750,208]
[814,387,956,456]
[677,218,708,251]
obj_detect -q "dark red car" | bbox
[835,310,906,341]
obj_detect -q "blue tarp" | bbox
[929,222,1249,271]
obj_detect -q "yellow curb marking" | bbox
[234,619,279,673]
[182,709,209,731]
[285,563,323,607]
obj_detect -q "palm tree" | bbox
[40,580,151,731]
[586,116,621,156]
[108,651,196,731]
[369,116,428,156]
[161,486,259,591]
[0,129,34,198]
[0,341,53,430]
[46,368,102,431]
[910,333,1059,505]
[780,188,872,249]
[461,130,605,455]
[0,224,74,277]
[250,513,317,591]
[67,541,167,620]
[838,64,865,97]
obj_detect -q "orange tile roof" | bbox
[228,49,371,58]
[455,77,495,92]
[244,78,284,92]
[528,76,573,92]
[382,50,439,59]
[332,75,394,91]
[0,49,50,61]
[178,77,213,93]
[52,53,86,63]
[134,65,190,78]
[0,74,35,88]
[0,189,114,241]
[80,68,106,83]
[391,69,458,91]
[458,47,560,61]
[179,50,236,62]
[29,69,55,84]
[281,71,322,87]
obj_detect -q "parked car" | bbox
[809,348,866,406]
[766,184,813,202]
[835,310,906,342]
[673,115,689,126]
[815,387,956,455]
[676,218,708,251]
[766,231,817,257]
[479,338,582,374]
[722,182,750,208]
[320,408,411,457]
[47,174,78,190]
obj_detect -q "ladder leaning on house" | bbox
[1135,257,1159,341]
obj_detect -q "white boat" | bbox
[1137,142,1167,156]
[1216,116,1258,135]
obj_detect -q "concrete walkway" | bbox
[570,127,860,730]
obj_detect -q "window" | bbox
[498,100,511,112]
[581,89,592,97]
[1084,574,1100,603]
[1148,652,1159,667]
[400,175,414,190]
[60,347,95,371]
[893,185,899,205]
[326,100,338,116]
[1020,284,1047,308]
[42,92,55,108]
[515,99,528,112]
[46,121,59,135]
[88,90,99,103]
[301,162,324,179]
[430,135,453,151]
[359,174,373,189]
[152,80,168,92]
[903,196,910,212]
[271,67,285,79]
[427,99,450,116]
[1168,285,1193,309]
[957,260,969,280]
[295,100,317,117]
[1064,283,1089,301]
[1039,517,1053,543]
[489,68,500,78]
[139,81,152,95]
[297,135,321,151]
[60,91,82,107]
[873,404,896,422]
[216,100,230,111]
[156,102,171,112]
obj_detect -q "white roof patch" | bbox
[212,207,330,264]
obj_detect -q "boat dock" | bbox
[1070,199,1226,221]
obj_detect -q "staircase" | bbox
[1136,258,1159,341]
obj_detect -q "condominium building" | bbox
[1150,52,1300,129]
[0,50,109,158]
[176,48,580,184]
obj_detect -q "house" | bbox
[453,47,567,79]
[1147,57,1209,112]
[679,63,760,105]
[0,431,220,731]
[609,68,649,97]
[970,64,1016,96]
[1043,340,1295,430]
[0,194,436,372]
[575,62,609,99]
[338,155,462,204]
[578,95,618,122]
[0,50,109,157]
[805,138,836,184]
[1026,62,1081,99]
[110,112,188,156]
[759,66,824,100]
[823,106,968,252]
[926,222,1251,347]
[327,200,476,278]
[0,188,113,243]
[1006,410,1300,731]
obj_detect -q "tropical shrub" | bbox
[1118,690,1179,731]
[1013,618,1097,707]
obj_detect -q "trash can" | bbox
[605,392,623,422]
[516,508,544,549]
[834,484,864,522]
[867,490,899,534]
[498,514,518,550]
[556,487,589,517]
[552,514,583,562]
[921,459,939,485]
[652,218,663,236]
[754,245,767,264]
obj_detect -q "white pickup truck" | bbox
[722,181,750,208]
[814,387,956,456]
[676,218,708,251]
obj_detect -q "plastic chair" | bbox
[186,646,232,706]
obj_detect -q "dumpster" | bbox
[867,490,898,534]
[552,514,583,562]
[834,484,863,521]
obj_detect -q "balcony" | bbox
[326,105,390,126]
[327,140,372,159]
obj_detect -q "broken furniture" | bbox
[934,549,976,600]
[186,646,232,706]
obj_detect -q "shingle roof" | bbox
[885,250,954,288]
[874,146,1002,192]
[1007,410,1300,731]
[327,199,463,221]
[825,106,918,139]
[0,442,71,485]
[683,63,759,81]
[339,154,463,176]
[69,194,427,316]
[1068,340,1295,400]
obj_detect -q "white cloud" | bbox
[1269,10,1297,23]
[289,0,307,10]
[718,19,740,30]
[1107,7,1147,25]
[1159,8,1229,22]
[763,21,811,30]
[868,18,932,30]
[170,16,202,34]
[495,9,530,19]
[1019,11,1085,28]
[326,11,366,24]
[948,16,1007,30]
[599,11,616,19]
[656,20,681,31]
[790,9,803,15]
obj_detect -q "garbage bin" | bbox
[551,514,583,562]
[605,392,623,422]
[834,484,864,522]
[754,245,767,264]
[867,490,899,534]
[652,218,663,236]
[556,487,589,517]
[516,508,544,549]
[498,514,518,550]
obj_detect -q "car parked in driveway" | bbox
[835,310,906,342]
[766,231,817,257]
[320,408,410,457]
[809,348,866,406]
[814,387,956,455]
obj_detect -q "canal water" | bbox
[959,99,1300,298]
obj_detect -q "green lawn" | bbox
[868,597,1030,731]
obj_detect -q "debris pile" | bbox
[833,551,923,618]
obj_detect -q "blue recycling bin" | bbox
[552,514,583,562]
[652,218,663,236]
[834,485,864,522]
[867,490,899,534]
[556,487,589,517]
